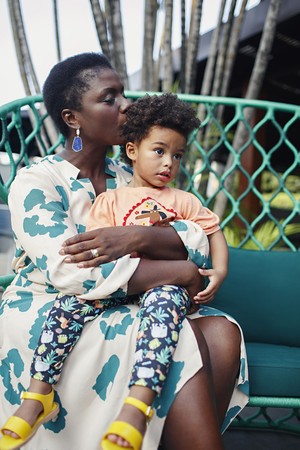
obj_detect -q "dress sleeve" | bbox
[8,168,139,300]
[169,191,220,267]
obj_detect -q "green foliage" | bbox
[224,220,300,250]
[263,192,300,210]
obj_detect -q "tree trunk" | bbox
[215,0,249,123]
[200,0,226,98]
[220,0,249,98]
[185,0,203,93]
[179,0,186,93]
[142,0,158,90]
[105,0,128,87]
[53,0,61,61]
[161,0,173,92]
[90,0,111,60]
[211,0,237,97]
[8,0,40,95]
[9,0,59,149]
[196,0,230,195]
[213,0,283,219]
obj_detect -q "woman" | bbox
[0,52,248,450]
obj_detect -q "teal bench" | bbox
[213,248,300,433]
[1,93,300,436]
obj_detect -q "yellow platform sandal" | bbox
[0,389,59,450]
[101,397,154,450]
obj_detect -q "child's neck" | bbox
[127,180,165,189]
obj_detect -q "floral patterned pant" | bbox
[31,285,190,394]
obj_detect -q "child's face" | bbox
[126,126,186,188]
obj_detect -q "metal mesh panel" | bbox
[1,93,300,433]
[1,92,299,250]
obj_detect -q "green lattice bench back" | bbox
[1,93,300,434]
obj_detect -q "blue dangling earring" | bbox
[72,128,83,152]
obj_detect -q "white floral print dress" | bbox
[0,155,249,450]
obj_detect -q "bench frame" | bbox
[1,93,300,436]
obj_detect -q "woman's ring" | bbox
[91,248,100,258]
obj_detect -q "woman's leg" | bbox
[1,294,104,440]
[195,316,241,423]
[161,319,224,450]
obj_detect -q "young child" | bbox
[92,94,228,449]
[0,93,228,450]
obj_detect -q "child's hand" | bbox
[193,267,226,304]
[187,302,200,315]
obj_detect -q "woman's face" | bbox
[75,68,130,147]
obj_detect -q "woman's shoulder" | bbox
[105,157,133,188]
[13,154,76,180]
[12,155,52,181]
[106,157,132,175]
[10,154,79,199]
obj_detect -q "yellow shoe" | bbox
[101,397,154,450]
[0,389,59,450]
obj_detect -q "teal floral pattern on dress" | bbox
[93,355,120,400]
[0,155,249,449]
[0,349,25,405]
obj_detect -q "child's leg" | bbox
[1,294,104,441]
[31,294,104,384]
[102,285,190,448]
[130,284,190,394]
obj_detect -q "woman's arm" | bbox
[8,167,140,299]
[60,225,188,267]
[60,190,213,268]
[61,188,190,266]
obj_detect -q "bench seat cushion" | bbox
[212,248,300,346]
[246,342,300,397]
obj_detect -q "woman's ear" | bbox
[126,142,137,162]
[61,109,79,130]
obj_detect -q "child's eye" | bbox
[173,153,183,160]
[154,148,164,155]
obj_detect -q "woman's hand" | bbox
[59,226,138,268]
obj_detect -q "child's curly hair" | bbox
[121,93,200,165]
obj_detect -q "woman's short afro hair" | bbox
[42,52,113,137]
[121,93,200,164]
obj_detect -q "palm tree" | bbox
[161,0,173,92]
[8,0,40,96]
[89,0,111,60]
[211,0,238,97]
[200,0,227,99]
[8,0,58,147]
[219,0,249,98]
[213,0,283,218]
[105,0,128,88]
[184,0,203,94]
[179,0,187,92]
[53,0,61,61]
[142,0,158,91]
[201,0,249,147]
[90,0,128,87]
